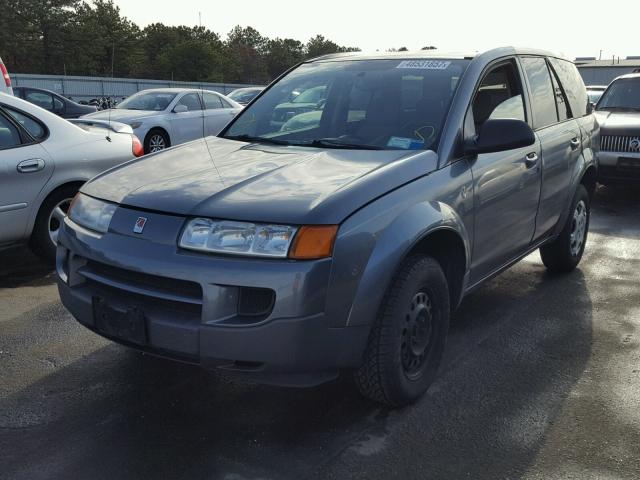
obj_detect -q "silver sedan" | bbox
[0,92,142,261]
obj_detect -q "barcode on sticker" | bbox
[397,60,451,70]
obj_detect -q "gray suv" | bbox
[56,47,598,406]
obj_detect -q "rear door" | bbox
[0,107,53,245]
[169,92,205,144]
[201,92,238,136]
[519,56,582,240]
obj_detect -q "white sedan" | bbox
[82,88,242,154]
[0,92,141,261]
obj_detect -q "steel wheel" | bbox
[401,290,434,379]
[48,198,72,246]
[148,133,167,152]
[570,200,587,257]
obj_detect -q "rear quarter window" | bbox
[549,58,589,117]
[3,106,48,140]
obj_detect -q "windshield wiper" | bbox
[303,138,385,150]
[224,134,291,146]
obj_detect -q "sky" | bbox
[112,0,639,61]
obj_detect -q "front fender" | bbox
[325,169,473,329]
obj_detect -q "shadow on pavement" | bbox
[0,245,54,288]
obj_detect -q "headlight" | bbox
[129,121,142,129]
[180,218,297,258]
[67,193,117,233]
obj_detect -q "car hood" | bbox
[81,109,160,123]
[82,137,438,224]
[595,110,640,136]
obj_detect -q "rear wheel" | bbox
[144,129,169,154]
[29,184,79,263]
[354,255,450,406]
[540,185,590,273]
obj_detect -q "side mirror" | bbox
[466,119,535,155]
[173,104,188,113]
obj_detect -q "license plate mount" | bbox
[93,297,147,345]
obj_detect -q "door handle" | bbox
[17,158,45,173]
[525,152,539,168]
[570,137,580,150]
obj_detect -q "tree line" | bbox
[0,0,362,84]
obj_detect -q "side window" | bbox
[203,92,223,110]
[521,57,558,129]
[176,93,202,111]
[25,90,54,111]
[549,64,571,121]
[220,97,233,109]
[53,96,64,112]
[0,113,23,149]
[548,58,588,117]
[472,60,526,131]
[4,107,47,140]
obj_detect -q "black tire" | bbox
[29,184,79,263]
[540,184,590,273]
[144,129,170,154]
[354,255,450,407]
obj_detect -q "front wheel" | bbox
[144,129,170,154]
[354,255,450,406]
[29,185,78,262]
[540,185,590,273]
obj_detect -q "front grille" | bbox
[79,259,203,306]
[601,135,640,153]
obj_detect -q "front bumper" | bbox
[56,208,369,386]
[598,151,640,183]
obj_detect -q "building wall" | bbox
[577,66,640,86]
[11,73,263,101]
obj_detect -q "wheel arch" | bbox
[338,200,471,329]
[26,179,86,237]
[580,164,597,200]
[144,127,171,148]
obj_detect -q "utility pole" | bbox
[111,41,115,78]
[599,49,602,60]
[199,12,202,28]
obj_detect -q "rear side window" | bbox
[548,58,588,117]
[0,113,22,149]
[25,90,54,110]
[4,107,47,140]
[203,92,223,110]
[521,57,558,129]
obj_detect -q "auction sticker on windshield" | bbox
[397,60,451,69]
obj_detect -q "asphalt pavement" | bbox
[1,186,639,480]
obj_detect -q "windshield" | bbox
[223,58,470,151]
[597,78,640,110]
[117,91,177,111]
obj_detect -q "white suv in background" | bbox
[0,56,13,95]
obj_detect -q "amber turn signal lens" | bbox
[289,225,338,259]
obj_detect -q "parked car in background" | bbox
[56,48,597,407]
[586,85,607,104]
[594,73,640,184]
[0,56,13,96]
[82,88,242,154]
[227,87,264,106]
[14,87,98,118]
[271,84,328,129]
[0,92,142,261]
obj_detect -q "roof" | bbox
[575,58,640,68]
[308,47,567,63]
[611,72,640,81]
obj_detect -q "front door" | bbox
[169,93,205,145]
[468,59,542,284]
